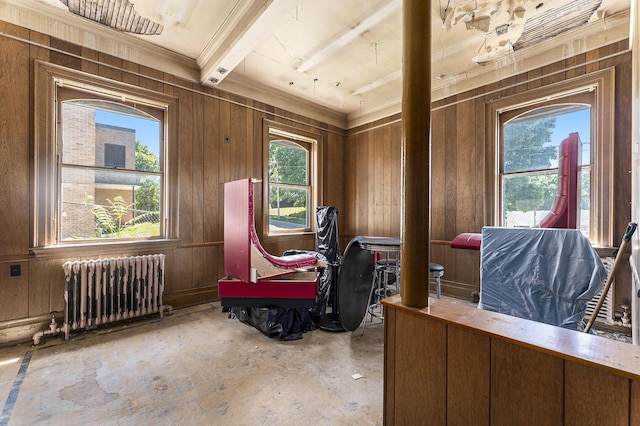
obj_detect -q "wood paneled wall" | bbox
[345,40,633,301]
[383,295,640,425]
[0,20,346,327]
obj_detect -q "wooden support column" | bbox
[400,0,431,308]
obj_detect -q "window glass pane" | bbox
[269,140,308,185]
[502,172,558,228]
[268,185,309,231]
[60,99,162,241]
[501,103,590,235]
[504,105,590,173]
[580,168,591,237]
[503,116,558,174]
[61,101,161,172]
[60,167,160,241]
[61,168,161,240]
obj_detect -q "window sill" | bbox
[262,232,316,243]
[30,239,180,260]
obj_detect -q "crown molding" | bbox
[218,73,347,130]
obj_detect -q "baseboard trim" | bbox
[0,314,54,348]
[164,285,219,309]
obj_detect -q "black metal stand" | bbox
[318,263,344,331]
[315,206,345,332]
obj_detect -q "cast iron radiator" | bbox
[61,254,166,339]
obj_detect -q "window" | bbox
[263,120,321,235]
[59,95,162,241]
[487,69,615,246]
[104,143,126,169]
[500,102,591,234]
[33,61,179,255]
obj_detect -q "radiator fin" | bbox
[584,256,615,324]
[62,254,166,339]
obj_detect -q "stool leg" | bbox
[436,275,441,299]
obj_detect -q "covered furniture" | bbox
[218,178,320,309]
[479,226,607,330]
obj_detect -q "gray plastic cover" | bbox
[479,227,607,330]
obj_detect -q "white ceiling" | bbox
[0,0,631,127]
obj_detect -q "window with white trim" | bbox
[33,61,178,252]
[487,69,615,246]
[263,120,320,235]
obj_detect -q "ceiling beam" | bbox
[198,0,300,86]
[296,0,401,74]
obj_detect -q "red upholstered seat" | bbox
[451,233,483,250]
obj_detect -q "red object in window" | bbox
[452,132,581,251]
[538,132,580,229]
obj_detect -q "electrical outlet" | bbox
[10,264,21,277]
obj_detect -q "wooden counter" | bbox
[382,294,640,425]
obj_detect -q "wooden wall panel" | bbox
[453,98,477,289]
[27,259,64,316]
[383,305,396,425]
[344,131,370,236]
[0,262,29,321]
[491,339,563,425]
[138,64,166,93]
[392,309,447,425]
[193,87,206,246]
[612,51,633,244]
[632,380,640,425]
[177,84,195,246]
[389,122,402,235]
[191,90,206,290]
[0,22,30,256]
[564,360,629,424]
[384,298,640,426]
[345,41,632,301]
[447,325,490,426]
[324,130,346,211]
[0,22,346,328]
[371,127,384,235]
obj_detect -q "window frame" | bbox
[262,119,322,237]
[32,60,180,258]
[485,68,615,246]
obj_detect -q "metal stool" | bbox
[361,257,400,334]
[368,258,400,315]
[429,262,445,298]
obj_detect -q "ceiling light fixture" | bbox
[296,0,401,74]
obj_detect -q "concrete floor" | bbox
[0,303,384,425]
